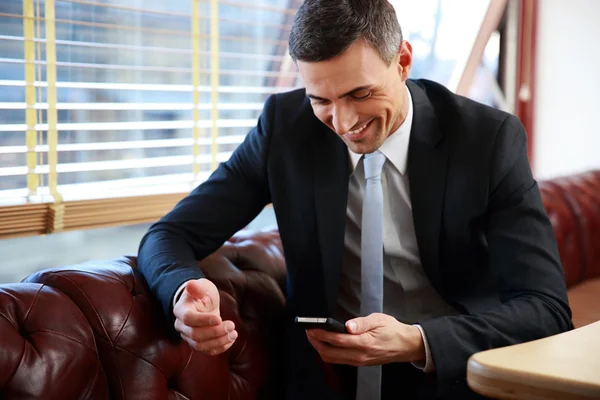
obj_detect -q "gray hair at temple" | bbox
[288,0,403,65]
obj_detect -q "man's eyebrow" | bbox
[306,93,328,101]
[307,84,373,101]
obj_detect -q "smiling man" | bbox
[138,0,573,399]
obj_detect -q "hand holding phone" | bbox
[295,317,348,333]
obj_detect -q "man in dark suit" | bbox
[138,0,573,399]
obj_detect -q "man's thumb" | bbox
[184,279,219,312]
[346,316,371,334]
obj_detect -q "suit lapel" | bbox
[312,124,350,316]
[406,80,448,291]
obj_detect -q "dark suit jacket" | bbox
[138,79,573,399]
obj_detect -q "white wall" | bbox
[533,0,600,180]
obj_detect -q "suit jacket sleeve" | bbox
[418,115,573,384]
[137,95,275,324]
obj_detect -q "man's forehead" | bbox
[297,42,386,76]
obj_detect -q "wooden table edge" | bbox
[467,356,600,399]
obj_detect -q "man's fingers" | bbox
[173,307,221,327]
[175,319,236,342]
[181,330,238,355]
[307,335,365,366]
[306,329,361,348]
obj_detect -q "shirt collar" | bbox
[348,86,413,176]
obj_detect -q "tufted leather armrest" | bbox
[0,283,110,399]
[17,228,286,400]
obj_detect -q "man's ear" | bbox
[398,40,413,81]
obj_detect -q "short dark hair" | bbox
[289,0,403,65]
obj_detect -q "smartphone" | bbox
[295,317,348,333]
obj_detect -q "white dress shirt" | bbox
[335,87,459,372]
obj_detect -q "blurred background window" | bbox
[0,0,302,218]
[391,0,501,107]
[0,0,501,282]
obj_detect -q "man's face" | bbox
[297,40,412,154]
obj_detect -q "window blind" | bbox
[0,0,302,238]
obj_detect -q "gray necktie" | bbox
[356,150,386,400]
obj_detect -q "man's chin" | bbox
[344,140,378,155]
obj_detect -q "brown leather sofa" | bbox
[1,170,599,399]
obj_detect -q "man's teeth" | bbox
[348,121,369,135]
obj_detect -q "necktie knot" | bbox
[363,150,386,180]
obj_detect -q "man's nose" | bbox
[331,106,357,136]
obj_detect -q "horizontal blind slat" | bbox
[0,35,290,62]
[0,120,257,132]
[0,58,298,77]
[0,136,246,154]
[58,0,296,18]
[0,216,47,226]
[0,79,297,93]
[0,102,264,111]
[0,226,47,237]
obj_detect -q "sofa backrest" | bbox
[539,170,600,287]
